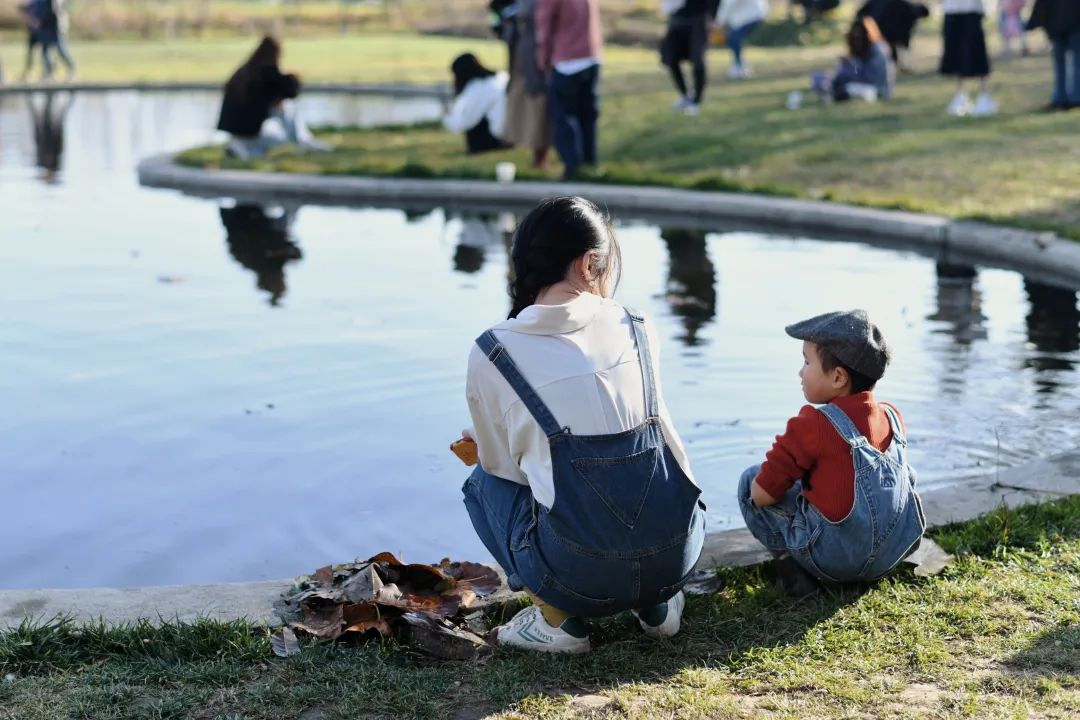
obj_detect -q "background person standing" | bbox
[1028,0,1080,110]
[716,0,768,79]
[660,0,720,116]
[494,0,552,168]
[536,0,603,179]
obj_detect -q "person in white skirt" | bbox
[939,0,997,116]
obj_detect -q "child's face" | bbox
[799,341,850,404]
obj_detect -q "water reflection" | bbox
[220,204,303,306]
[28,91,72,183]
[1023,280,1080,395]
[926,262,987,345]
[451,212,504,274]
[660,227,717,346]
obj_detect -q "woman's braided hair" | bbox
[507,197,622,319]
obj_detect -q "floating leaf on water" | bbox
[270,627,301,657]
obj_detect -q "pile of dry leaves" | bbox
[272,552,512,660]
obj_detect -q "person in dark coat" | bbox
[1028,0,1080,109]
[217,37,329,159]
[857,0,930,72]
[660,0,720,114]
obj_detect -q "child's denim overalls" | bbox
[462,309,706,617]
[738,403,926,582]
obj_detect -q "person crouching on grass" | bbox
[737,310,926,597]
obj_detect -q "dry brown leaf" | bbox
[342,564,383,603]
[270,627,301,657]
[294,604,344,640]
[312,565,334,587]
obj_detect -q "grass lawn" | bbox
[2,497,1079,719]
[0,32,670,86]
[153,32,1079,240]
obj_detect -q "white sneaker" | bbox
[671,95,692,112]
[727,63,749,80]
[683,102,700,116]
[632,590,685,640]
[972,92,998,117]
[494,605,590,654]
[946,91,972,116]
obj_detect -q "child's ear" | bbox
[833,366,850,388]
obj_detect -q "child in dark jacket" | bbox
[737,310,926,596]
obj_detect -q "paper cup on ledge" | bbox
[495,162,517,184]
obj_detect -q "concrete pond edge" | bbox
[3,450,1077,630]
[136,153,1080,290]
[4,159,1078,629]
[0,81,450,99]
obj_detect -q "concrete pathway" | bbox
[2,450,1077,629]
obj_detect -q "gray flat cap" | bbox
[785,309,891,380]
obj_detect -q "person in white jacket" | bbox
[716,0,768,78]
[443,53,509,154]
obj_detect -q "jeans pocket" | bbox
[538,573,617,616]
[510,500,538,552]
[794,525,842,584]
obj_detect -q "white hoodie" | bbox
[442,72,509,138]
[941,0,984,14]
[716,0,768,30]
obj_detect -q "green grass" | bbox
[168,31,1079,241]
[3,497,1079,719]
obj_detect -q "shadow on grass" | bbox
[1008,623,1080,677]
[6,499,1078,719]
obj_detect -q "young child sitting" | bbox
[737,310,926,596]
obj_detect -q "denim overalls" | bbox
[738,402,926,583]
[462,309,706,617]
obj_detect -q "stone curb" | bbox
[0,81,450,99]
[136,154,1080,288]
[3,450,1077,629]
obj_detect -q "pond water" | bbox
[2,90,1078,590]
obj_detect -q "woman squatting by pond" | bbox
[457,197,706,653]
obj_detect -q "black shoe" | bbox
[772,554,822,599]
[1041,101,1070,113]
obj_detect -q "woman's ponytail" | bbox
[507,197,621,319]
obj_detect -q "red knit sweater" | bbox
[754,392,905,522]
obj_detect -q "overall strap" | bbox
[817,403,866,447]
[624,307,659,420]
[475,331,564,438]
[881,404,907,447]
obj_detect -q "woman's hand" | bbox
[450,434,478,466]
